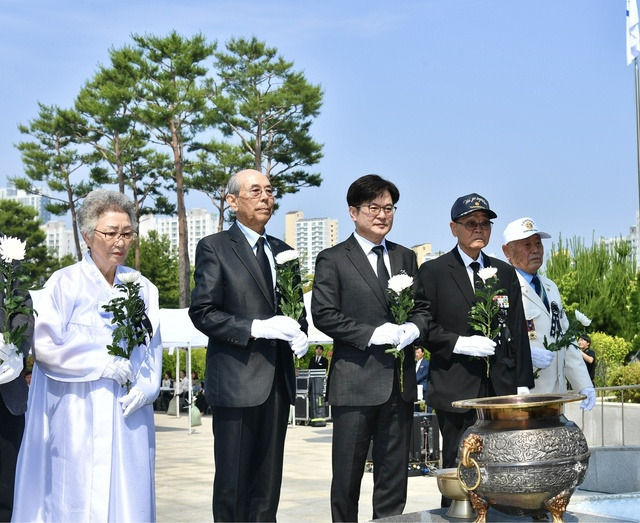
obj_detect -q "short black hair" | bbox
[315,345,324,351]
[579,334,591,345]
[346,174,400,208]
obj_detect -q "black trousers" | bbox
[0,399,24,522]
[330,382,413,522]
[210,364,290,522]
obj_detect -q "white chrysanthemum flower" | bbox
[575,310,592,327]
[0,236,26,263]
[388,273,413,294]
[119,271,141,284]
[275,249,299,265]
[477,266,498,283]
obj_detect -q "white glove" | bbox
[119,388,148,418]
[531,346,555,369]
[251,316,302,341]
[290,332,309,358]
[579,386,596,411]
[0,343,23,385]
[517,387,531,395]
[368,322,403,347]
[101,357,133,386]
[453,336,496,357]
[397,322,420,350]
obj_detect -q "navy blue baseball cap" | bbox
[451,193,497,221]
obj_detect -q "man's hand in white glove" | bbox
[0,343,23,385]
[531,346,555,369]
[119,388,148,418]
[397,323,420,350]
[290,332,309,358]
[452,336,496,357]
[368,322,403,347]
[579,386,596,411]
[101,357,133,386]
[517,387,531,395]
[251,316,302,342]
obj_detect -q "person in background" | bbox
[578,334,596,383]
[312,174,431,521]
[414,347,430,411]
[308,345,329,370]
[417,193,533,506]
[189,169,308,522]
[502,216,595,411]
[12,189,162,521]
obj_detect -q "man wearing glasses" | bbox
[190,169,308,522]
[417,193,533,506]
[312,174,431,521]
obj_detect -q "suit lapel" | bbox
[450,248,476,307]
[229,223,275,309]
[518,272,550,318]
[344,234,388,308]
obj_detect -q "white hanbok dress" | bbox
[12,252,163,522]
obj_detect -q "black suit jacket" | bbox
[418,247,533,412]
[311,234,431,406]
[189,222,307,408]
[308,356,329,370]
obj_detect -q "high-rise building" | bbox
[285,211,338,275]
[139,208,217,263]
[42,220,85,259]
[411,242,435,266]
[0,186,52,222]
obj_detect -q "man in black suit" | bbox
[417,193,534,504]
[0,271,33,521]
[308,345,329,370]
[312,174,431,521]
[189,169,308,522]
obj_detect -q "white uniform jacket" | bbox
[517,272,592,394]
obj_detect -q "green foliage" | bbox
[125,230,179,308]
[162,348,207,380]
[589,332,631,387]
[0,200,56,283]
[544,236,636,340]
[607,362,640,403]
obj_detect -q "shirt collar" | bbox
[354,231,387,254]
[457,245,484,269]
[236,220,267,248]
[515,267,536,285]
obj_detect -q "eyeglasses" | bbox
[244,186,276,199]
[93,229,136,241]
[357,204,397,216]
[455,220,493,231]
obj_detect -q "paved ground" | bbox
[154,411,634,522]
[155,411,441,522]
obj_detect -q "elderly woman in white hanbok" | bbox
[12,190,163,522]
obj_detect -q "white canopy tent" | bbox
[158,308,208,433]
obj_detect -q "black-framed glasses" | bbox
[245,186,276,199]
[455,220,493,231]
[93,229,136,241]
[357,204,397,216]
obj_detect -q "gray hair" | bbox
[227,173,242,196]
[78,189,137,237]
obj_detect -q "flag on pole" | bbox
[628,0,640,64]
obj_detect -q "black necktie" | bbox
[256,237,274,306]
[531,275,550,311]
[470,261,483,291]
[372,245,390,291]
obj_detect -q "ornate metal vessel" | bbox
[452,393,590,523]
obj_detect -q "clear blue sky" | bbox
[0,0,637,258]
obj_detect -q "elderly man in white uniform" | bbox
[502,217,596,411]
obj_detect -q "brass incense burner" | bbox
[452,393,590,523]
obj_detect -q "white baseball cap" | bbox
[503,217,551,245]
